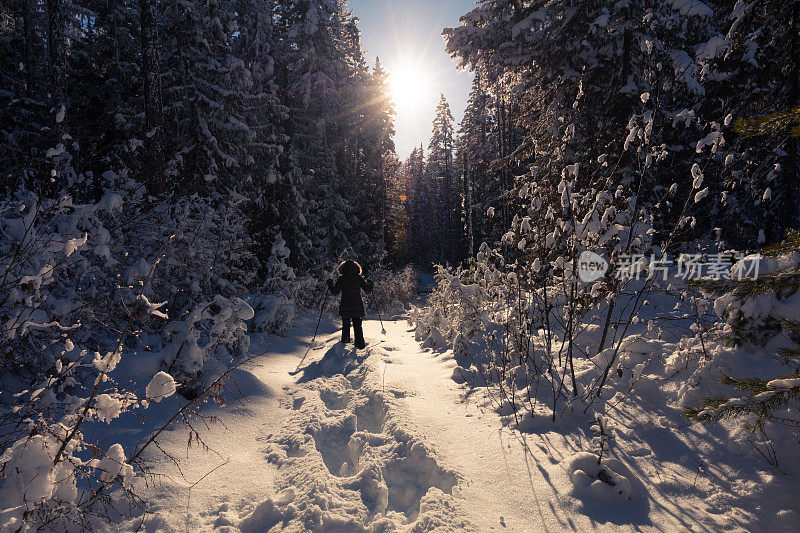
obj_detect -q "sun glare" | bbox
[389,64,431,112]
[385,57,440,155]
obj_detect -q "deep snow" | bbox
[111,312,800,532]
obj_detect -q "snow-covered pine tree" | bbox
[338,14,386,264]
[384,150,409,259]
[426,94,460,264]
[232,0,296,273]
[159,0,254,193]
[46,0,67,141]
[686,105,800,443]
[272,0,381,272]
[251,232,298,335]
[457,73,504,253]
[685,231,800,443]
[368,57,397,250]
[698,0,800,246]
[68,0,143,199]
[141,0,165,192]
[406,144,438,265]
[444,0,737,252]
[45,0,74,193]
[0,0,51,192]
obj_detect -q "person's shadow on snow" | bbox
[296,343,367,383]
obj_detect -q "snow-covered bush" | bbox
[143,193,258,313]
[251,293,297,336]
[412,265,490,355]
[371,264,418,314]
[161,295,253,397]
[0,191,129,528]
[251,234,298,335]
[0,357,178,531]
[0,236,180,531]
[413,155,664,421]
[0,190,124,377]
[0,181,263,530]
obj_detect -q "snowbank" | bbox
[566,452,633,501]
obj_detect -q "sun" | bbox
[389,64,431,111]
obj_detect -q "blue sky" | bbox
[348,0,476,158]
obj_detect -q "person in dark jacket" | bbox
[327,260,373,349]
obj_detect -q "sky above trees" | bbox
[349,0,475,157]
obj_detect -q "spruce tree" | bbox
[160,0,256,192]
[686,108,800,441]
[701,0,800,246]
[369,57,397,250]
[406,145,433,264]
[685,231,800,441]
[141,0,164,192]
[427,94,459,264]
[458,73,503,251]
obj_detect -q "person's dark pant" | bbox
[342,317,365,349]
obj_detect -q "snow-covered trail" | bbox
[375,318,580,533]
[126,312,788,532]
[132,315,488,531]
[368,319,657,533]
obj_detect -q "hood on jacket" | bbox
[338,260,362,276]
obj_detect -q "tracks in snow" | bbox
[250,341,472,532]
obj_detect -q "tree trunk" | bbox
[499,90,509,232]
[785,1,799,232]
[444,139,453,263]
[464,151,474,258]
[380,151,387,253]
[141,0,165,193]
[24,0,36,99]
[47,0,66,139]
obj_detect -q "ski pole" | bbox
[371,291,386,335]
[292,287,329,373]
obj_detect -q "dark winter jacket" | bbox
[328,260,373,318]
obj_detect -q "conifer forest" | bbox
[1,1,800,531]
